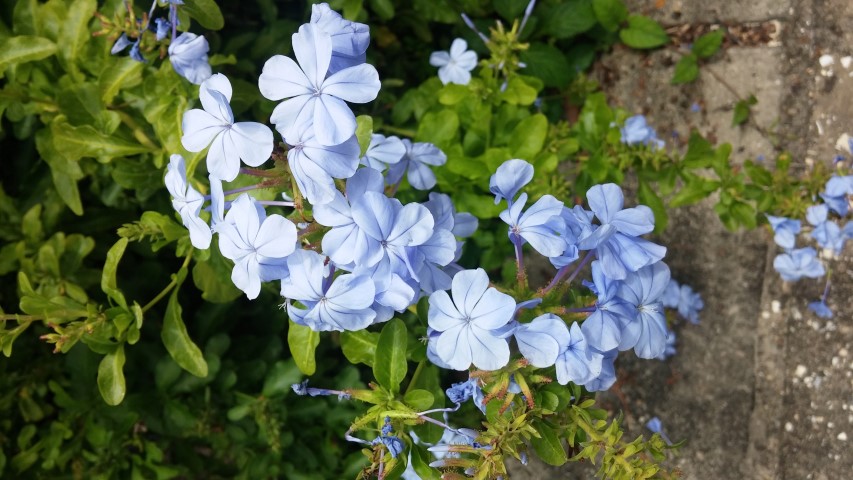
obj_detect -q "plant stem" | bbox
[379,125,417,138]
[141,249,194,313]
[405,360,426,396]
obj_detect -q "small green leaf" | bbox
[438,84,469,105]
[162,288,208,378]
[671,53,699,84]
[35,129,83,215]
[542,0,597,39]
[510,113,548,160]
[693,30,725,59]
[341,330,380,366]
[355,115,373,157]
[592,0,629,32]
[519,43,572,88]
[57,0,96,76]
[403,389,435,411]
[497,76,538,105]
[530,420,568,466]
[638,180,668,233]
[732,94,757,126]
[369,0,395,20]
[681,131,715,168]
[192,241,242,303]
[97,346,126,406]
[416,109,459,147]
[409,444,442,480]
[373,318,408,393]
[182,0,225,30]
[100,57,144,104]
[101,238,128,309]
[619,15,669,49]
[50,118,154,162]
[288,320,320,375]
[262,360,302,397]
[0,36,56,72]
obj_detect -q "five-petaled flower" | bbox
[430,38,478,85]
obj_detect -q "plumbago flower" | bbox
[555,322,604,385]
[512,314,571,368]
[164,154,211,249]
[258,24,381,146]
[360,134,406,172]
[489,158,534,206]
[499,192,567,257]
[428,269,516,370]
[285,119,360,205]
[310,3,370,74]
[617,261,671,359]
[386,139,447,190]
[181,74,274,182]
[215,194,297,300]
[430,38,478,85]
[168,32,212,85]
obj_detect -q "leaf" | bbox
[57,0,96,77]
[101,238,128,309]
[100,57,145,104]
[541,0,597,39]
[97,346,126,406]
[0,36,56,72]
[693,30,724,59]
[403,389,434,411]
[681,131,715,168]
[373,318,408,393]
[530,420,568,466]
[671,53,699,84]
[262,360,302,397]
[182,0,225,30]
[510,113,548,160]
[35,129,83,215]
[416,109,459,147]
[732,94,757,126]
[288,320,320,376]
[519,43,572,88]
[638,180,668,233]
[192,242,242,303]
[497,76,538,105]
[592,0,629,32]
[162,288,208,378]
[355,115,373,157]
[409,444,442,480]
[619,15,669,49]
[494,0,529,21]
[341,330,380,367]
[50,118,154,162]
[369,0,396,20]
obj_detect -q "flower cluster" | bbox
[768,173,853,317]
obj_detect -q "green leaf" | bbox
[0,35,56,72]
[97,346,126,406]
[592,0,629,32]
[693,30,724,59]
[671,53,699,84]
[438,84,469,105]
[681,131,715,168]
[619,15,669,49]
[510,113,548,160]
[744,160,773,186]
[530,420,568,466]
[101,238,128,309]
[494,0,529,20]
[638,180,668,233]
[519,43,572,88]
[669,176,720,207]
[288,320,320,375]
[403,389,435,411]
[262,360,302,397]
[162,288,208,378]
[369,0,395,20]
[409,445,442,480]
[100,57,145,104]
[732,94,757,126]
[416,109,459,147]
[542,0,597,39]
[57,0,96,77]
[192,242,242,303]
[355,115,373,157]
[373,318,408,393]
[341,330,380,367]
[35,129,83,215]
[50,118,154,162]
[497,76,538,105]
[729,200,757,229]
[182,0,225,30]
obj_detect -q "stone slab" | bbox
[624,0,793,24]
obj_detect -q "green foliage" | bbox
[733,94,758,126]
[619,15,669,49]
[670,30,725,85]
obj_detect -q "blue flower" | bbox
[808,300,833,318]
[310,3,370,75]
[360,134,406,172]
[446,377,478,404]
[430,38,478,85]
[154,18,171,41]
[675,283,703,324]
[575,183,666,281]
[284,121,360,205]
[773,247,825,282]
[616,262,670,358]
[129,39,146,63]
[351,259,416,323]
[386,140,447,190]
[656,329,677,360]
[215,194,297,299]
[660,278,680,309]
[819,175,853,216]
[428,269,515,371]
[806,204,846,254]
[181,74,274,182]
[555,322,604,385]
[645,416,673,445]
[110,34,133,55]
[766,215,801,250]
[164,154,211,249]
[281,250,377,331]
[258,24,380,146]
[168,32,212,85]
[620,115,664,149]
[512,314,570,368]
[583,261,634,351]
[583,349,618,392]
[374,435,404,458]
[499,192,567,257]
[489,159,534,206]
